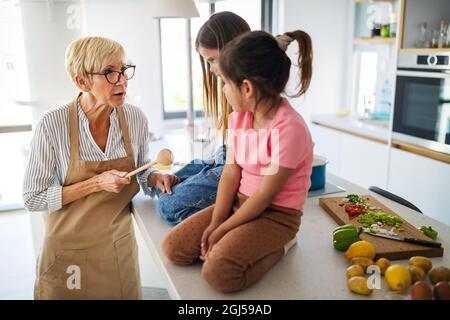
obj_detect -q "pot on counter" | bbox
[309,155,328,191]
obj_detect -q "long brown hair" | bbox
[195,11,250,142]
[219,30,313,108]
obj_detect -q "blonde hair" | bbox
[65,36,125,83]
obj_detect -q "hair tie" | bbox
[276,34,294,52]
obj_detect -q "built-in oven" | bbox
[393,52,450,154]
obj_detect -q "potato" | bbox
[408,265,426,283]
[375,258,390,275]
[409,256,433,274]
[346,264,365,279]
[348,276,373,295]
[351,257,374,272]
[429,266,450,284]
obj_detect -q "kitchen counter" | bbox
[311,114,390,144]
[132,173,450,300]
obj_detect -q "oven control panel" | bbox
[417,55,449,66]
[398,52,450,70]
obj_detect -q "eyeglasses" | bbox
[89,65,136,84]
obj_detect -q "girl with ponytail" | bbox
[157,12,250,225]
[163,30,315,293]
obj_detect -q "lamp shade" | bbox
[152,0,199,18]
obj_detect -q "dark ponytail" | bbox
[219,30,313,105]
[284,30,313,97]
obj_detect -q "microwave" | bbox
[393,52,450,154]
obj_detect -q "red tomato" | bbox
[345,204,366,217]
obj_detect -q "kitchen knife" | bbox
[363,231,442,248]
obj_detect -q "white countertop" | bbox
[311,114,391,143]
[132,173,450,300]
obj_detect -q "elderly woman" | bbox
[23,36,178,300]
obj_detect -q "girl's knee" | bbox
[201,256,244,293]
[162,230,195,265]
[157,195,181,223]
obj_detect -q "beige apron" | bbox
[34,97,142,300]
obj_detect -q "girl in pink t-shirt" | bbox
[163,30,314,293]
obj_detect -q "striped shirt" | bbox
[23,102,156,213]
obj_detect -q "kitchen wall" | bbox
[278,0,352,124]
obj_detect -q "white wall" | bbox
[279,0,351,124]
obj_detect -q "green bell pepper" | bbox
[333,224,361,251]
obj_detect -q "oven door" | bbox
[393,70,450,154]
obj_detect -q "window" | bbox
[159,0,267,119]
[0,4,32,128]
[0,3,33,210]
[354,51,378,116]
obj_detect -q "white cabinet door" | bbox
[340,134,389,189]
[388,148,450,226]
[310,123,389,189]
[310,124,342,175]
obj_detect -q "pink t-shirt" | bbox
[227,98,314,211]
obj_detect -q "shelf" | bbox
[353,37,397,45]
[400,48,450,53]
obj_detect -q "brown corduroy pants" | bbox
[162,193,302,293]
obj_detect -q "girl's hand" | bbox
[150,172,180,195]
[200,223,227,260]
[95,170,131,193]
[200,223,219,260]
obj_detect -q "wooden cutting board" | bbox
[319,195,444,260]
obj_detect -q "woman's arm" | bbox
[23,116,132,211]
[61,170,131,206]
[23,119,60,212]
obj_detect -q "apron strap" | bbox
[68,94,81,161]
[116,106,135,160]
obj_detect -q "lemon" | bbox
[344,240,376,260]
[385,264,412,291]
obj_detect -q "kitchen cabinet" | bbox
[350,0,400,118]
[339,132,389,189]
[388,147,450,226]
[310,123,389,189]
[353,0,399,43]
[310,124,342,175]
[399,0,450,51]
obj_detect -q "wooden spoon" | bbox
[125,148,174,178]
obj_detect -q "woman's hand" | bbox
[200,222,227,260]
[150,172,180,195]
[95,170,131,193]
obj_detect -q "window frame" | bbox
[159,0,275,120]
